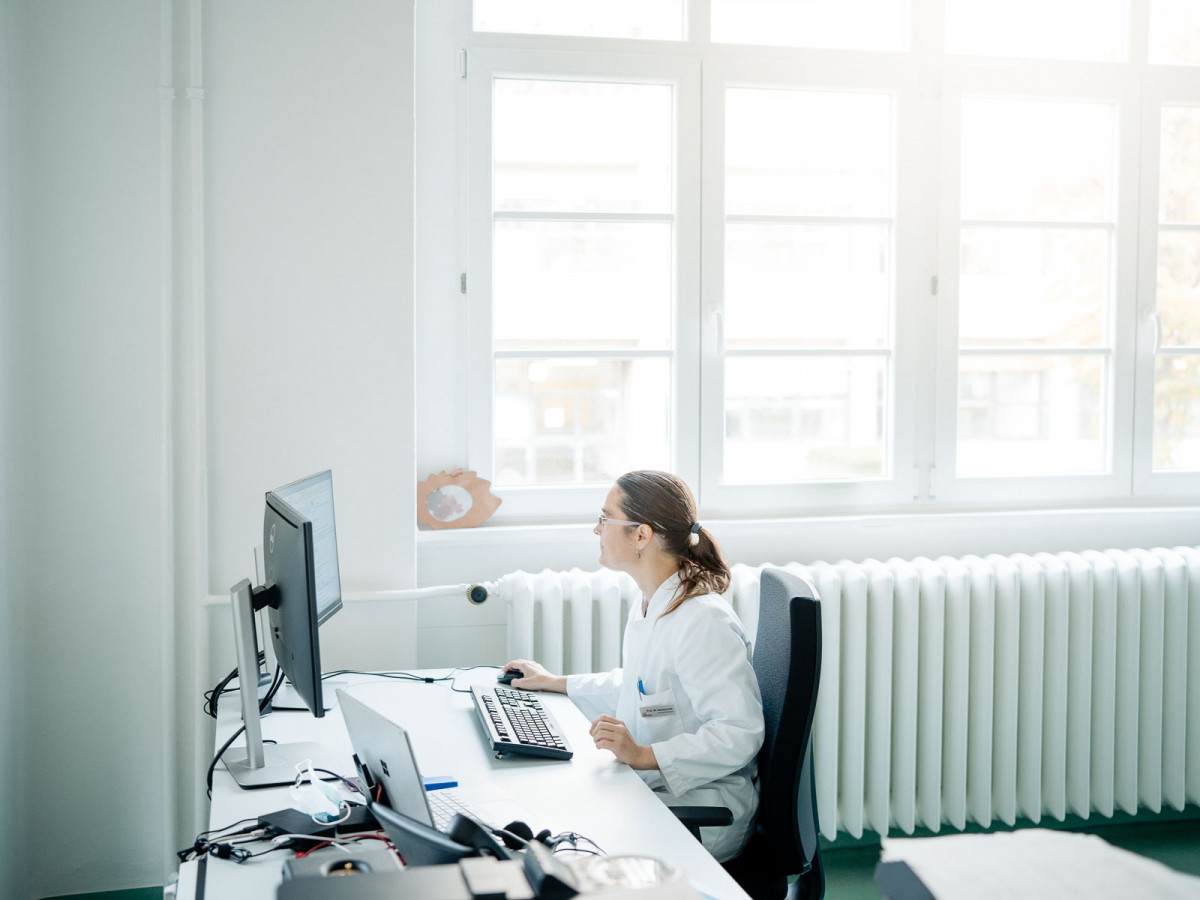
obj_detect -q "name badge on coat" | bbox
[638,685,677,718]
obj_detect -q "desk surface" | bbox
[195,670,749,900]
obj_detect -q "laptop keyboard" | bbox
[426,788,476,831]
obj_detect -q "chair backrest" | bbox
[752,567,822,877]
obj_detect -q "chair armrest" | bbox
[670,805,734,840]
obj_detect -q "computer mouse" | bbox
[497,668,524,685]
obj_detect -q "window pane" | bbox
[959,227,1107,347]
[726,88,893,218]
[961,98,1114,222]
[1149,0,1200,65]
[725,357,887,483]
[494,221,672,351]
[1154,356,1200,470]
[946,0,1126,62]
[725,223,890,349]
[1156,231,1200,348]
[474,0,684,40]
[494,358,671,485]
[1159,107,1200,224]
[957,355,1105,476]
[711,0,907,51]
[494,80,672,214]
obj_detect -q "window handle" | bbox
[1149,311,1161,354]
[709,303,724,355]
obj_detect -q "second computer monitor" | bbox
[263,469,342,718]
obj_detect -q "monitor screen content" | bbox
[263,469,342,718]
[270,469,343,625]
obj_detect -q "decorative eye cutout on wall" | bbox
[416,469,502,529]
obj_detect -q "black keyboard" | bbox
[470,685,573,760]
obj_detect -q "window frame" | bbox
[931,60,1143,505]
[1133,71,1200,497]
[698,57,925,514]
[414,0,1200,529]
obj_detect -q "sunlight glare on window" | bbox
[494,359,671,485]
[724,223,891,349]
[1155,231,1200,348]
[946,0,1127,61]
[1153,357,1200,470]
[1153,106,1200,471]
[957,356,1105,476]
[474,0,684,41]
[961,98,1114,222]
[494,80,672,215]
[725,357,887,482]
[1149,0,1200,65]
[726,88,892,218]
[957,97,1114,478]
[493,221,673,351]
[711,0,908,51]
[491,77,676,488]
[959,227,1107,348]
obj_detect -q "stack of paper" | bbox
[880,828,1200,899]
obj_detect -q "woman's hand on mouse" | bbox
[589,715,657,770]
[502,658,567,693]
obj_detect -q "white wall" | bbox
[203,1,416,603]
[10,3,172,897]
[5,1,418,896]
[197,0,418,852]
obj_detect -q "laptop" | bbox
[336,688,532,834]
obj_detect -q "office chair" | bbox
[674,567,824,900]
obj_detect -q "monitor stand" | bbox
[270,679,341,712]
[222,578,341,789]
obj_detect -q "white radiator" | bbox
[499,547,1200,840]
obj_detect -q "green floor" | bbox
[822,814,1200,899]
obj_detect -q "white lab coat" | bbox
[566,573,764,862]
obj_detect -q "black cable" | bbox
[322,665,501,690]
[309,767,363,795]
[206,725,246,800]
[204,650,267,718]
[206,666,283,797]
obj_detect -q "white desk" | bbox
[188,670,750,900]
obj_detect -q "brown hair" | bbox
[615,470,730,615]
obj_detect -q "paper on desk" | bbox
[880,828,1200,900]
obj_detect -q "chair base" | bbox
[722,839,824,900]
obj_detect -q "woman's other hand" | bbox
[589,714,657,770]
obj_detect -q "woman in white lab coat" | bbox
[504,470,764,863]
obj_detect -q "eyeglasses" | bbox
[596,513,641,528]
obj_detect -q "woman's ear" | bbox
[634,523,653,552]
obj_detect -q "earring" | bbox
[636,548,641,560]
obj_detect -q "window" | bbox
[489,78,676,487]
[1149,0,1200,66]
[417,0,1200,522]
[1152,105,1200,471]
[716,84,896,487]
[954,96,1115,478]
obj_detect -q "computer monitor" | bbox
[222,469,344,788]
[263,470,343,715]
